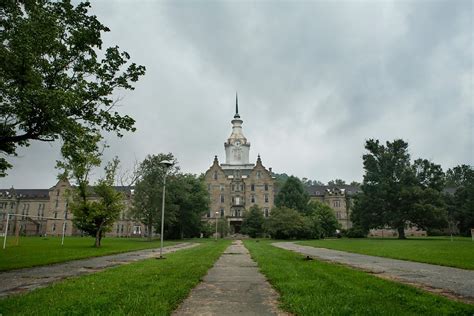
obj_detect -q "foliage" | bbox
[245,240,474,315]
[165,173,210,239]
[265,207,312,239]
[328,179,346,186]
[0,237,178,271]
[0,0,145,176]
[301,177,324,186]
[0,240,231,315]
[217,218,230,238]
[130,153,177,240]
[131,153,209,240]
[241,205,265,238]
[352,139,447,239]
[345,226,368,238]
[444,164,474,236]
[275,176,310,214]
[308,200,340,238]
[69,158,124,247]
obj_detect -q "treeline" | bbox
[351,139,473,238]
[237,176,340,239]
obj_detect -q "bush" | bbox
[265,207,314,239]
[346,226,367,238]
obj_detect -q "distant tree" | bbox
[241,205,265,238]
[445,165,474,236]
[273,173,290,188]
[69,157,124,247]
[308,201,340,238]
[130,154,178,241]
[265,207,312,239]
[275,176,310,214]
[301,178,324,187]
[0,0,145,176]
[165,173,210,239]
[328,179,346,186]
[352,139,447,239]
[349,181,361,186]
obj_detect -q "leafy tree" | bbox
[0,0,145,176]
[130,153,177,241]
[308,201,340,238]
[275,176,310,214]
[265,207,312,239]
[350,181,361,186]
[69,157,124,247]
[352,139,447,239]
[241,205,265,238]
[445,165,474,235]
[301,177,324,187]
[328,179,346,186]
[165,173,210,239]
[273,173,289,188]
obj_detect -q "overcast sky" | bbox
[2,0,473,189]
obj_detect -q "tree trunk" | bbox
[95,229,102,247]
[147,222,152,241]
[397,226,406,239]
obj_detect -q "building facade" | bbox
[204,97,275,233]
[0,180,145,238]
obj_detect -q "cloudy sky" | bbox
[2,0,473,189]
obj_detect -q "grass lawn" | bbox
[245,240,474,315]
[0,239,230,315]
[0,236,182,271]
[298,237,474,270]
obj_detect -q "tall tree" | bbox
[445,165,474,235]
[275,176,310,214]
[308,201,340,238]
[0,0,145,176]
[241,205,265,238]
[130,153,177,241]
[352,139,447,239]
[165,173,209,239]
[328,179,346,186]
[265,207,312,239]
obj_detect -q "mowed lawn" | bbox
[0,236,181,271]
[0,240,230,315]
[245,240,474,315]
[298,237,474,270]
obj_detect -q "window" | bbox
[264,184,269,191]
[264,208,269,218]
[220,184,224,191]
[256,171,261,179]
[133,226,141,235]
[121,225,124,233]
[116,225,120,233]
[220,208,224,217]
[52,223,56,232]
[220,195,225,203]
[336,211,341,219]
[64,210,68,220]
[56,190,60,196]
[232,185,235,191]
[251,184,255,191]
[333,200,341,208]
[240,184,243,191]
[55,200,59,208]
[264,194,269,203]
[235,196,240,205]
[251,195,255,203]
[54,212,58,219]
[213,171,218,180]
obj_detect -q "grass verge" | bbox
[298,237,474,270]
[0,236,182,271]
[244,240,474,315]
[0,239,230,315]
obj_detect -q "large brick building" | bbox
[204,96,275,233]
[0,180,145,238]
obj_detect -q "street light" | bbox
[215,211,219,241]
[158,160,173,259]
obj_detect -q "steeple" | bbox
[234,92,240,118]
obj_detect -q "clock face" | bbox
[235,141,241,146]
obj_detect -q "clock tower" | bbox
[222,94,253,169]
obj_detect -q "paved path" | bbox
[0,242,198,298]
[173,240,286,316]
[273,242,474,302]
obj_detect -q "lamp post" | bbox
[215,211,219,241]
[159,160,174,259]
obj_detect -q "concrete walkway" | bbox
[173,240,286,316]
[273,242,474,303]
[0,242,198,298]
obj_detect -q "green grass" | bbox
[0,236,182,271]
[244,240,474,315]
[0,239,231,315]
[298,237,474,270]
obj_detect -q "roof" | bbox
[0,189,50,199]
[306,185,362,196]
